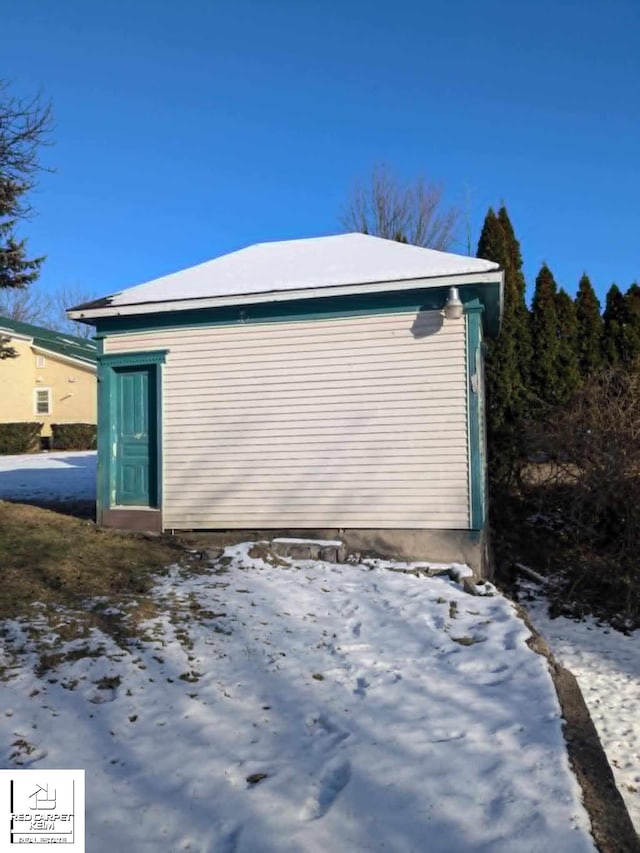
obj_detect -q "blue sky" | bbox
[3,0,639,307]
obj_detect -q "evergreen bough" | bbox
[530,264,560,405]
[575,274,603,377]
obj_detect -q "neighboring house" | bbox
[69,233,503,574]
[0,316,97,439]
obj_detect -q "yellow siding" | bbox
[0,339,96,437]
[0,339,34,423]
[104,310,469,529]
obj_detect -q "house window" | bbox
[36,355,46,368]
[35,388,52,415]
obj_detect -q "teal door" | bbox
[114,366,158,506]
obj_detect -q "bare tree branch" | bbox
[0,80,53,219]
[0,283,96,339]
[0,282,51,325]
[340,163,461,251]
[52,285,96,338]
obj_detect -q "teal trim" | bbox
[155,359,163,511]
[93,281,502,339]
[96,338,109,524]
[98,349,168,367]
[466,308,485,530]
[96,350,164,518]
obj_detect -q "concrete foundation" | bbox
[176,527,492,579]
[339,528,491,578]
[101,507,163,533]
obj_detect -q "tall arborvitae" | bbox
[555,289,580,401]
[624,283,640,365]
[603,283,640,367]
[602,284,626,365]
[477,208,508,268]
[530,264,560,404]
[476,209,517,432]
[574,274,603,377]
[477,207,531,482]
[497,205,532,388]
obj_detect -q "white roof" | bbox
[101,233,500,308]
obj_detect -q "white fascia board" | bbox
[68,269,503,321]
[31,345,97,372]
[0,329,33,343]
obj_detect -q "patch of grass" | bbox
[0,501,188,660]
[178,670,202,683]
[173,628,194,651]
[35,645,105,677]
[0,501,184,618]
[10,737,36,763]
[95,675,121,691]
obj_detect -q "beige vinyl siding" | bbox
[104,310,469,529]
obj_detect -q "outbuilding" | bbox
[70,233,503,574]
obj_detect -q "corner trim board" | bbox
[466,308,485,531]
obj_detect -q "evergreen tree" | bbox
[602,284,626,366]
[555,289,580,401]
[476,207,529,482]
[0,182,43,290]
[574,274,603,377]
[624,283,640,365]
[530,264,560,404]
[497,206,532,387]
[602,284,640,368]
[476,209,516,432]
[477,208,508,268]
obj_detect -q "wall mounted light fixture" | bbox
[443,286,464,320]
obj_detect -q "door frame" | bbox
[96,349,167,528]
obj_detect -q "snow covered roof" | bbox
[70,233,501,319]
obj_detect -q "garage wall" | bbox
[104,309,469,529]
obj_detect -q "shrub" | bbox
[524,364,640,622]
[0,422,43,454]
[51,423,97,451]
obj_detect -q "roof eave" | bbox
[0,329,33,344]
[68,268,502,322]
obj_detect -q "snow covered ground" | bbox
[3,454,628,848]
[525,589,640,834]
[0,451,96,502]
[0,545,595,852]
